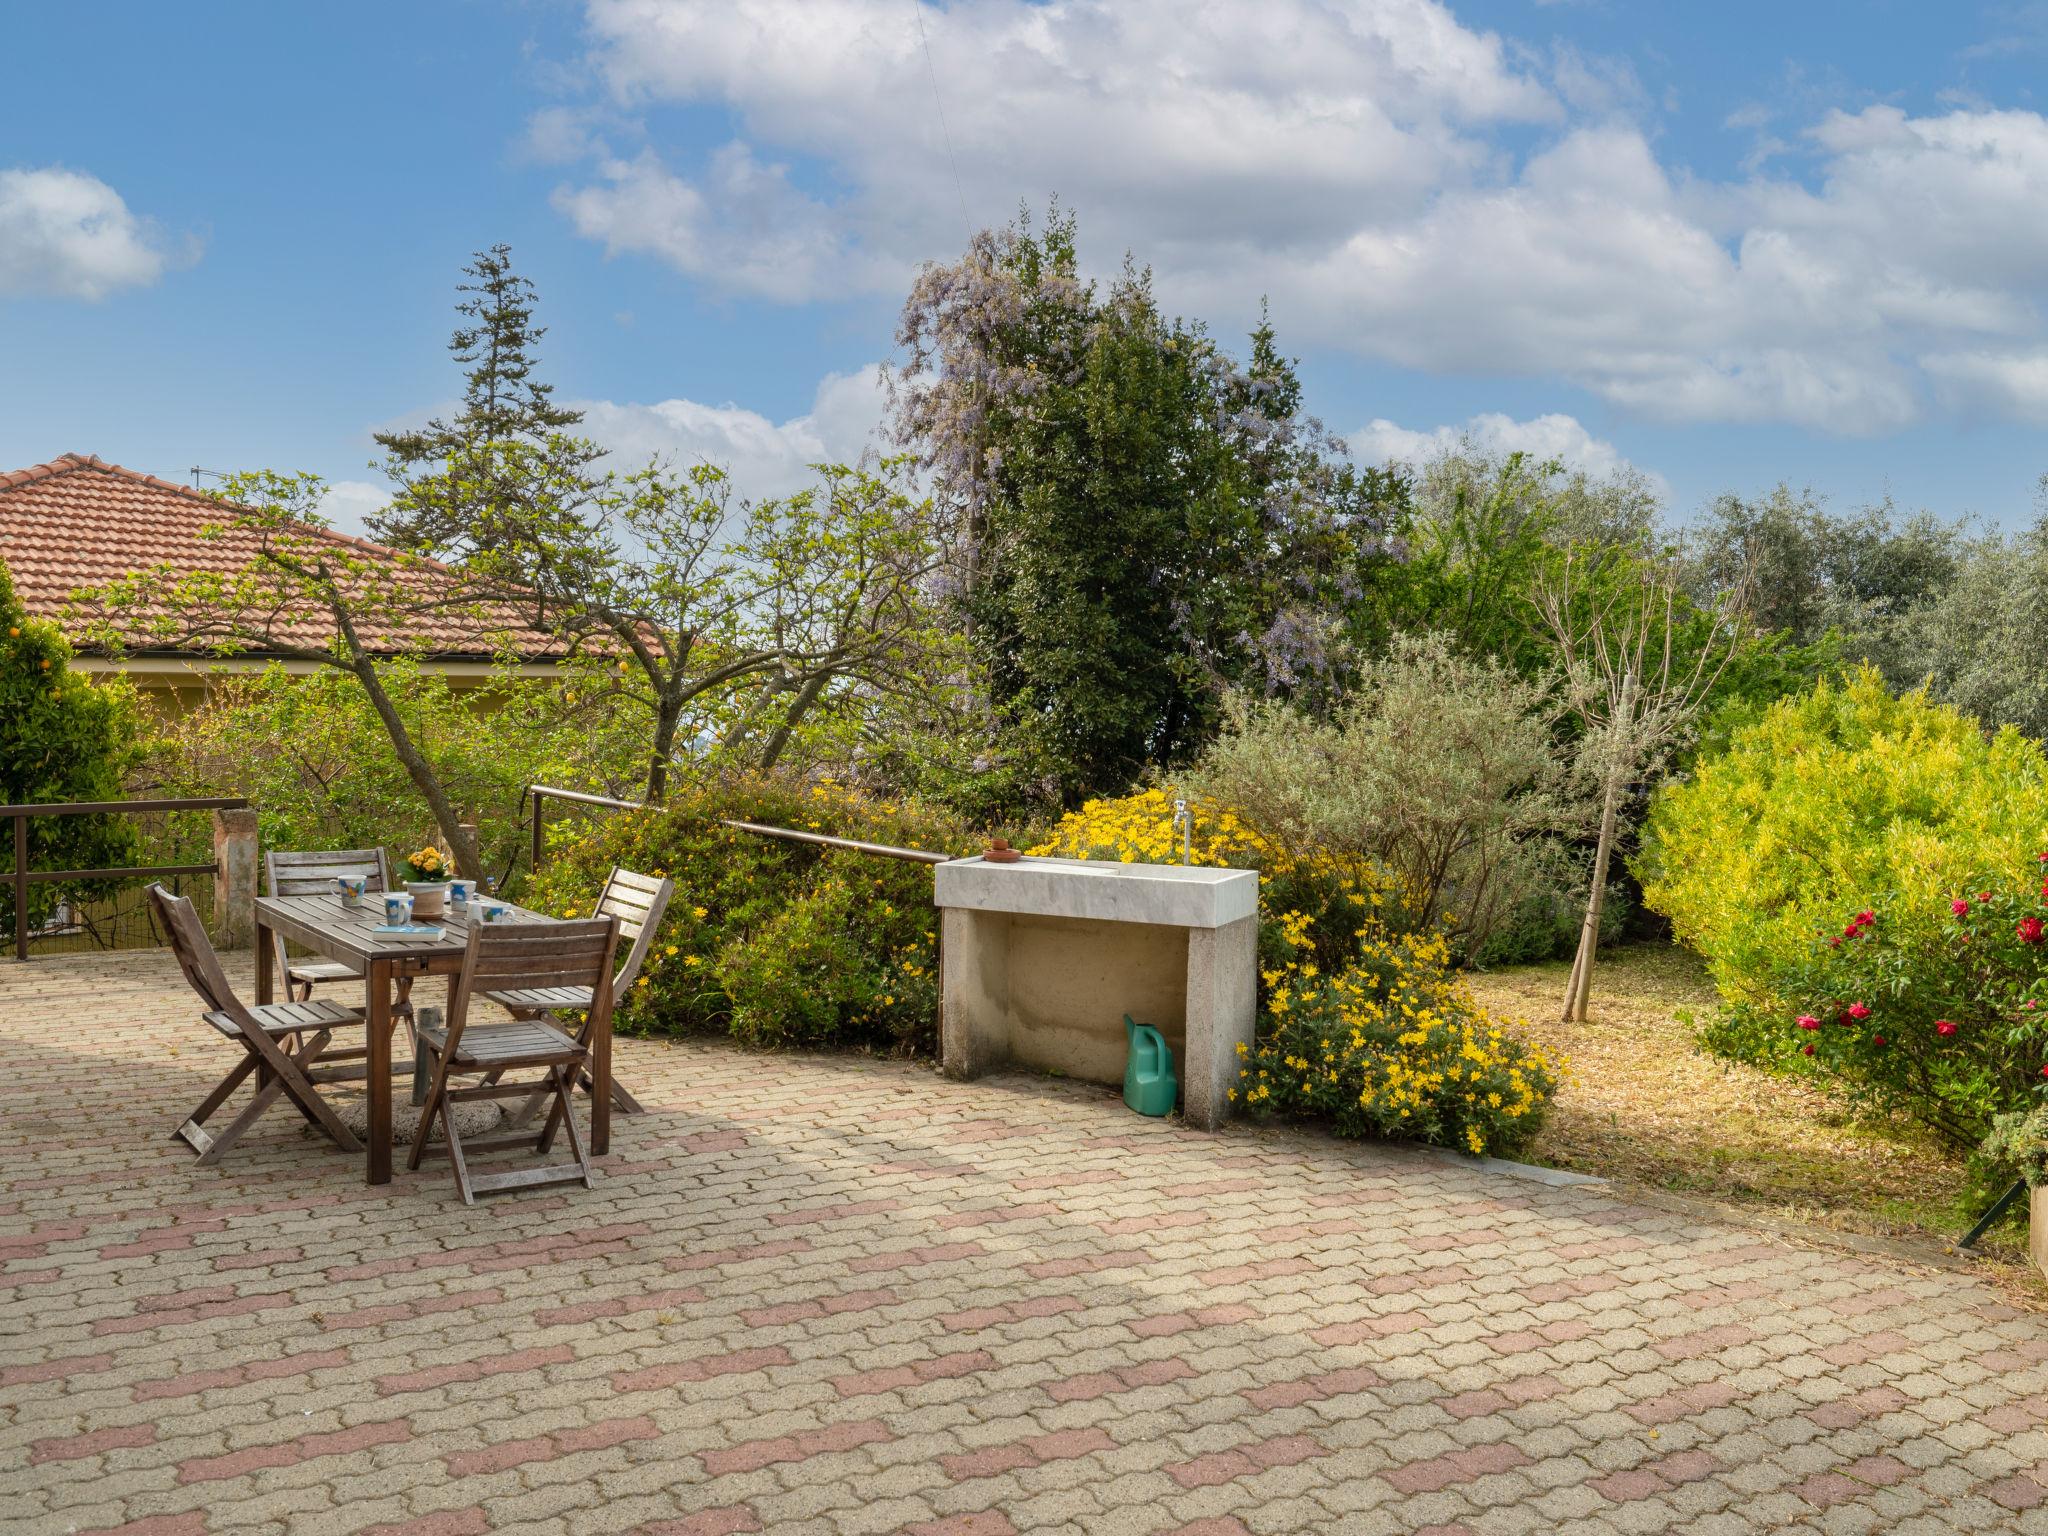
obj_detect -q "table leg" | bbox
[591,1000,612,1158]
[366,959,393,1185]
[255,916,275,1005]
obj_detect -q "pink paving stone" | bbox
[632,1509,764,1536]
[1025,1248,1154,1279]
[741,1286,898,1328]
[768,1198,905,1227]
[1795,1472,1867,1509]
[1196,1255,1318,1286]
[374,1344,575,1397]
[70,1516,209,1536]
[1383,1442,1533,1495]
[1817,1330,1913,1367]
[0,1350,114,1387]
[1591,1468,1669,1503]
[212,1245,304,1271]
[1312,1310,1432,1346]
[135,1347,352,1402]
[847,1240,989,1273]
[613,1345,793,1394]
[1177,1178,1266,1197]
[833,1348,996,1397]
[1843,1454,1912,1487]
[1653,1323,1756,1360]
[942,1426,1117,1481]
[1627,1381,1741,1424]
[1982,1393,2048,1434]
[1242,1365,1385,1412]
[325,1223,653,1281]
[1163,1523,1256,1536]
[1044,1358,1197,1402]
[1167,1433,1326,1488]
[904,1513,1020,1536]
[1985,1475,2048,1511]
[178,1418,410,1483]
[320,1287,506,1331]
[1128,1303,1258,1338]
[1522,1276,1622,1305]
[447,1415,659,1478]
[940,1294,1085,1330]
[356,1512,493,1536]
[1368,1263,1475,1296]
[1407,1227,1505,1253]
[700,1417,895,1476]
[663,1238,810,1272]
[1806,1385,1913,1430]
[29,1421,158,1464]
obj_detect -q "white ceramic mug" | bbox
[476,898,510,925]
[447,878,471,908]
[383,891,415,926]
[335,876,366,907]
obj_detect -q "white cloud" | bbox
[573,363,891,497]
[322,480,391,536]
[542,2,2048,437]
[0,166,187,301]
[1350,410,1665,492]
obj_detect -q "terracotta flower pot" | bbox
[407,881,450,919]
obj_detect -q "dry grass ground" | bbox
[1468,944,2040,1282]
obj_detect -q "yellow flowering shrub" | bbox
[1238,928,1562,1156]
[1029,787,1419,975]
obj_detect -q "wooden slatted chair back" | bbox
[444,918,620,1066]
[149,883,247,1026]
[265,847,391,898]
[594,867,676,993]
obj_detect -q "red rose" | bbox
[1953,898,1972,916]
[1802,1043,1815,1056]
[1982,892,1994,901]
[1855,910,1874,925]
[1873,1035,1886,1047]
[1936,1020,1958,1037]
[1847,1002,1871,1020]
[2020,917,2046,945]
[1830,937,1843,948]
[1797,1015,1820,1031]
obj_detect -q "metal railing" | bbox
[3,796,250,961]
[522,784,955,871]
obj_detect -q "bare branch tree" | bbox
[1535,541,1750,1022]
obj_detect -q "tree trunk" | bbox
[645,691,683,806]
[348,657,484,881]
[757,672,830,773]
[1563,671,1637,1023]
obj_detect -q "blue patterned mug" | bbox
[382,891,414,927]
[335,876,367,907]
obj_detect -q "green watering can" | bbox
[1123,1015,1178,1117]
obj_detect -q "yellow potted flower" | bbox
[400,844,452,917]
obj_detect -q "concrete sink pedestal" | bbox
[935,855,1259,1130]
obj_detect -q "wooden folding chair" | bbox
[408,917,620,1204]
[150,883,366,1167]
[485,867,673,1119]
[264,848,411,1016]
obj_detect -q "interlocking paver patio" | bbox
[5,950,2048,1534]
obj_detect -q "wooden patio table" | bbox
[254,893,609,1185]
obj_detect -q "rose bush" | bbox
[1760,867,2048,1145]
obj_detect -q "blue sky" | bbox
[6,0,2048,531]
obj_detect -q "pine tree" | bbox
[0,556,140,932]
[374,244,583,464]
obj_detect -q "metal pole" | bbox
[531,789,545,876]
[13,814,27,962]
[1959,1177,2029,1249]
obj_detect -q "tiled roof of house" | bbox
[0,453,567,662]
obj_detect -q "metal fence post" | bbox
[11,814,25,962]
[212,807,259,949]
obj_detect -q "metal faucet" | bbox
[1170,798,1192,865]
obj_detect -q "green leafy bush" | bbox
[1238,927,1562,1156]
[523,776,971,1053]
[1641,668,2048,1141]
[0,557,141,930]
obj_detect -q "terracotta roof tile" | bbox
[0,453,566,662]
